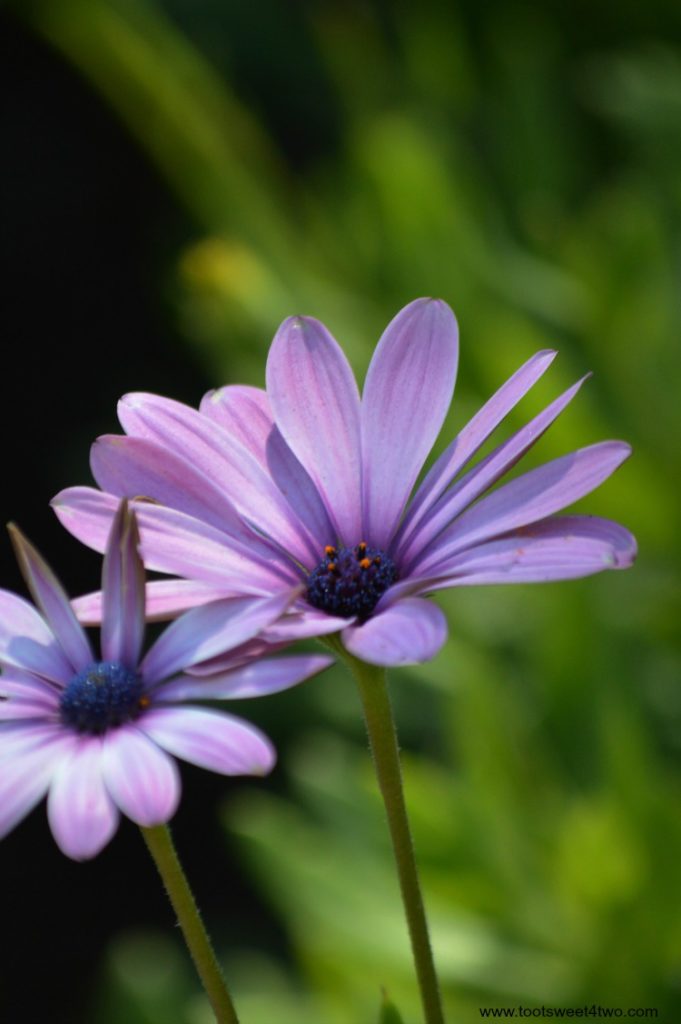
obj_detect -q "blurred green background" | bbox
[1,1,680,1022]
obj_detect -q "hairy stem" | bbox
[329,641,445,1024]
[141,823,240,1024]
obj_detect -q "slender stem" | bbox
[140,823,240,1024]
[334,644,445,1024]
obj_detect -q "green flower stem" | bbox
[332,643,445,1024]
[140,823,240,1024]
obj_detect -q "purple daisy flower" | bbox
[52,299,636,668]
[0,503,331,860]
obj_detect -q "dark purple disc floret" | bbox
[306,543,398,621]
[59,661,146,735]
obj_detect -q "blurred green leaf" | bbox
[379,988,406,1024]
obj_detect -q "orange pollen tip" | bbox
[327,562,337,573]
[359,557,372,570]
[324,545,337,557]
[138,696,151,710]
[374,557,381,565]
[358,541,367,553]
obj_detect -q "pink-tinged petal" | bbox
[52,488,298,592]
[91,434,250,539]
[200,385,273,465]
[343,598,447,666]
[73,579,234,627]
[51,487,119,552]
[0,731,73,839]
[395,349,557,551]
[0,590,73,685]
[421,516,637,587]
[47,738,119,860]
[153,654,334,702]
[141,589,301,684]
[101,502,145,667]
[118,394,321,564]
[399,375,589,568]
[420,441,633,572]
[8,526,93,673]
[362,299,459,549]
[101,727,180,826]
[266,315,362,544]
[139,706,275,776]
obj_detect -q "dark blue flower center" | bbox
[306,543,398,621]
[59,661,147,735]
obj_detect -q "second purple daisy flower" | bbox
[0,502,331,859]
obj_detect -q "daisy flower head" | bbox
[53,299,636,668]
[0,502,331,859]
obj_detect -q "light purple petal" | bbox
[421,516,637,586]
[139,706,275,776]
[201,385,337,549]
[0,671,60,719]
[372,576,453,609]
[260,607,353,642]
[182,638,276,677]
[91,434,251,539]
[199,385,273,465]
[0,701,56,720]
[342,597,447,666]
[264,428,337,549]
[179,606,349,677]
[101,502,145,667]
[0,730,73,840]
[362,299,459,549]
[118,394,321,564]
[73,579,234,627]
[47,738,120,860]
[122,508,298,590]
[266,315,362,544]
[395,349,556,551]
[153,654,334,702]
[141,589,300,684]
[8,526,93,673]
[419,441,632,572]
[52,487,298,591]
[0,671,61,706]
[0,721,66,760]
[399,374,589,568]
[102,727,180,826]
[0,590,73,685]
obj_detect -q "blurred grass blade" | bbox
[18,0,292,255]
